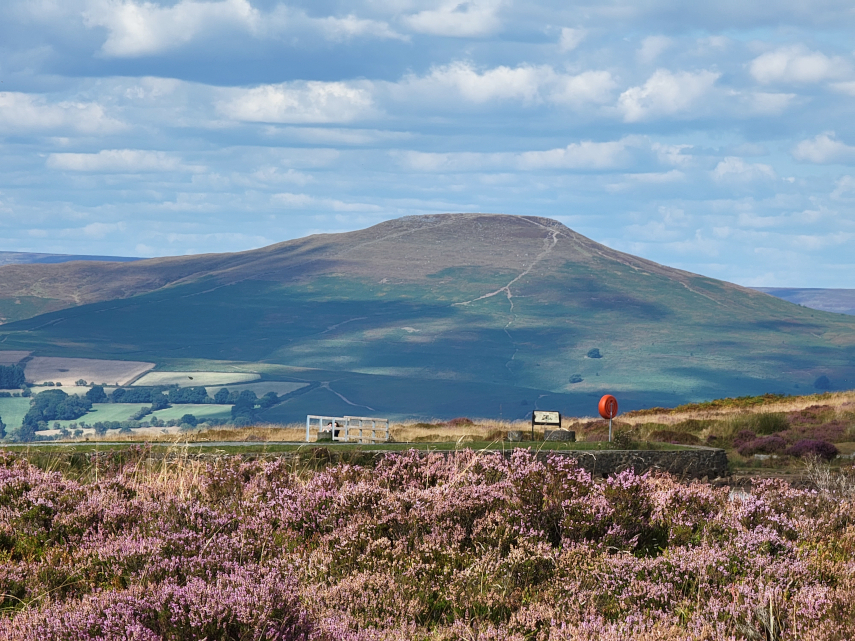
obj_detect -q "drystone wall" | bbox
[535,447,729,480]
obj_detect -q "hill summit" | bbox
[2,213,854,419]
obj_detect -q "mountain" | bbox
[1,213,854,420]
[0,251,141,266]
[755,288,855,316]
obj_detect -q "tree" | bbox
[168,386,210,404]
[258,391,279,409]
[814,375,832,390]
[231,390,258,426]
[22,389,92,431]
[18,423,36,442]
[587,348,602,359]
[180,414,198,427]
[214,388,230,404]
[0,365,25,389]
[86,385,108,403]
[0,415,5,440]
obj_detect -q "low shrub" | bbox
[787,404,835,425]
[737,435,787,457]
[648,430,701,445]
[753,412,790,435]
[785,420,847,444]
[732,429,757,448]
[446,417,474,427]
[786,439,839,461]
[610,430,637,449]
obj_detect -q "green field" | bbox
[133,371,259,387]
[0,398,32,431]
[24,403,233,431]
[47,403,149,428]
[151,404,233,422]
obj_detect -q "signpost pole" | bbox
[609,417,612,443]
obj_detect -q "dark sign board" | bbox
[532,410,561,440]
[532,410,561,426]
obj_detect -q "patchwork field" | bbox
[22,356,154,386]
[46,403,150,429]
[150,403,233,422]
[205,381,307,397]
[0,351,29,364]
[0,397,31,430]
[133,371,260,387]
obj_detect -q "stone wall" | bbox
[533,447,728,480]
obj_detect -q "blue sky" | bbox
[1,0,854,286]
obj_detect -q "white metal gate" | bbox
[305,415,389,443]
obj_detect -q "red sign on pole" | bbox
[598,394,618,420]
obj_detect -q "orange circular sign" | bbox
[598,394,619,419]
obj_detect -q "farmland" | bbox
[22,356,153,386]
[133,371,260,387]
[0,351,28,365]
[0,398,31,431]
[151,403,233,422]
[1,447,854,639]
[205,380,308,397]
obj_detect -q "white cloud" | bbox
[517,139,634,170]
[397,62,615,107]
[831,81,855,95]
[558,27,585,52]
[749,45,848,84]
[80,221,127,239]
[605,170,685,192]
[272,192,381,212]
[550,71,617,106]
[218,81,375,124]
[46,149,195,172]
[84,0,261,57]
[711,157,777,182]
[831,175,855,199]
[638,36,671,64]
[652,143,693,167]
[618,69,720,122]
[403,0,504,37]
[394,137,636,172]
[0,92,124,134]
[416,61,548,104]
[317,15,407,41]
[746,91,797,115]
[792,133,855,164]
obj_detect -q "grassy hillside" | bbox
[1,214,854,420]
[757,287,855,316]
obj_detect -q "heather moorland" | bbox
[1,447,854,640]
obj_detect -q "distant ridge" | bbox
[1,213,854,419]
[0,251,142,266]
[755,287,855,316]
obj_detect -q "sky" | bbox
[1,1,854,287]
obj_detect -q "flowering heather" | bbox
[1,449,855,640]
